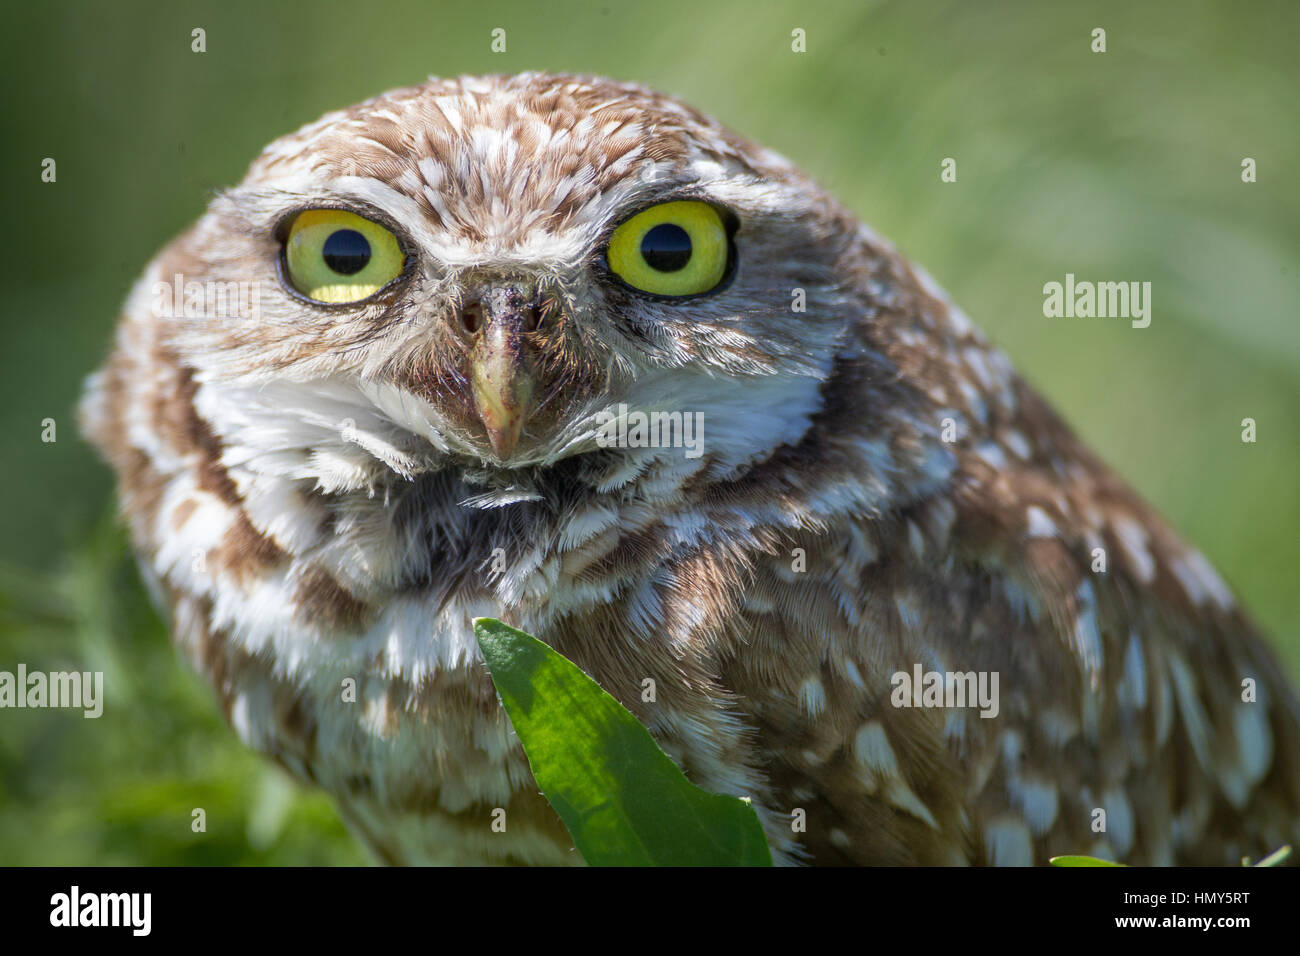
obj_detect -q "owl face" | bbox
[163,73,860,498]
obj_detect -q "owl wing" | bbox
[729,366,1300,865]
[940,380,1300,865]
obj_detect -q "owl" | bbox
[80,72,1300,866]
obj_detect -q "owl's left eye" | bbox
[283,209,406,304]
[605,200,732,297]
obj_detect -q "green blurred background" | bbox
[1,0,1296,864]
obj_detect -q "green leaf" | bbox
[1050,855,1126,867]
[1250,845,1292,867]
[473,617,772,866]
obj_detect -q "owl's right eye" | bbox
[283,209,406,304]
[605,200,732,297]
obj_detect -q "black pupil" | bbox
[322,229,371,275]
[640,223,692,272]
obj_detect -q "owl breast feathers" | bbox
[80,72,1300,865]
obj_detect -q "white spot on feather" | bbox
[886,780,939,830]
[1170,550,1234,611]
[1112,515,1156,584]
[1025,506,1058,539]
[1103,789,1135,856]
[985,818,1034,866]
[1010,778,1059,835]
[853,721,900,777]
[798,676,827,718]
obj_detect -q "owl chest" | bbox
[207,498,900,862]
[221,574,771,862]
[218,597,574,863]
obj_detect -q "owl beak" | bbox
[467,288,539,459]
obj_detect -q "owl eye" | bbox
[605,200,731,297]
[283,209,406,304]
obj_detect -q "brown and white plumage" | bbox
[80,72,1300,865]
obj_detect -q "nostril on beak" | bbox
[460,302,483,336]
[458,290,555,340]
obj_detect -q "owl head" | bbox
[148,73,887,506]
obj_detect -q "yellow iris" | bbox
[606,200,729,296]
[284,209,405,304]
